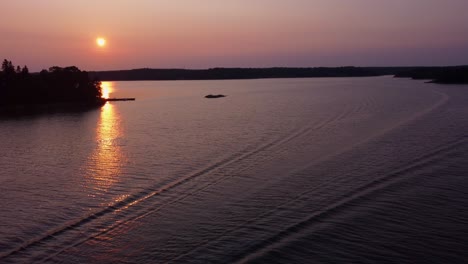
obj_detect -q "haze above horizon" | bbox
[2,0,468,71]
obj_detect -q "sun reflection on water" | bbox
[101,81,114,99]
[86,103,124,193]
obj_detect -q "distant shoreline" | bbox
[2,64,466,117]
[89,66,468,84]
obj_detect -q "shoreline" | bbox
[0,99,106,117]
[89,66,468,84]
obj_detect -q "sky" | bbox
[1,0,468,71]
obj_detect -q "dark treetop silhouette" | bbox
[90,66,468,84]
[393,66,468,84]
[0,59,104,113]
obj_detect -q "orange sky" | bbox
[2,0,468,71]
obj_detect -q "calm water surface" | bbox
[0,77,467,263]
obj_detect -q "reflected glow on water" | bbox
[101,82,114,99]
[86,103,124,193]
[2,78,468,263]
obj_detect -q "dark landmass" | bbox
[393,66,468,84]
[90,66,468,84]
[205,94,226,99]
[90,67,388,81]
[1,59,104,115]
[2,58,466,116]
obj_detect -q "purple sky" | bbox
[2,0,468,71]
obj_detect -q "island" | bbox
[205,94,226,99]
[0,59,105,115]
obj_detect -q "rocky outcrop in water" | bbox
[205,94,226,99]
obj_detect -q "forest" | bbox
[90,66,468,84]
[0,59,104,108]
[393,66,468,84]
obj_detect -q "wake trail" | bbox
[170,134,466,263]
[0,99,348,262]
[234,135,466,264]
[169,87,450,262]
[232,88,452,263]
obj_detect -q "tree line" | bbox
[90,67,383,81]
[90,66,468,84]
[394,66,468,84]
[0,59,103,106]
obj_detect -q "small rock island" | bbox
[205,94,226,99]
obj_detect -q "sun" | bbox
[96,37,106,47]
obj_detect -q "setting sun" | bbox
[96,37,106,47]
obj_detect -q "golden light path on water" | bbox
[86,102,124,194]
[101,81,113,99]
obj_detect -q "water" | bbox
[0,76,467,263]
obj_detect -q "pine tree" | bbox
[21,66,29,75]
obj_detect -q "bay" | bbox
[1,76,467,263]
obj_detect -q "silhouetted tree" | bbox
[1,59,8,71]
[21,66,29,75]
[2,59,15,75]
[0,59,104,108]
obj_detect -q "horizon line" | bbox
[84,65,468,73]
